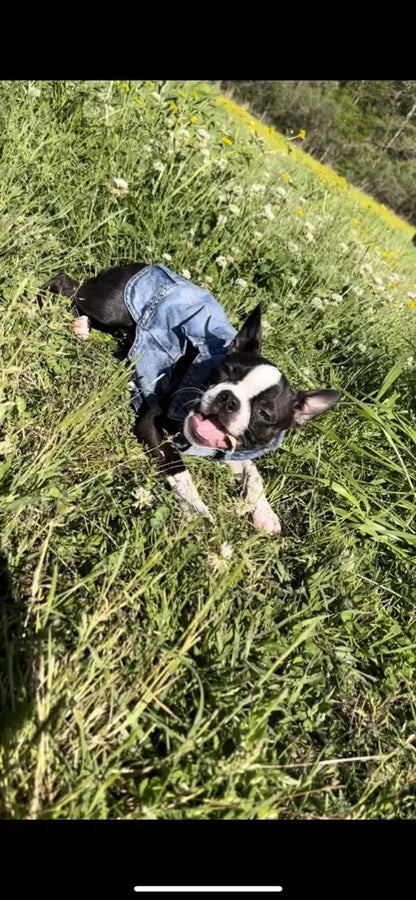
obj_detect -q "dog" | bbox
[36,262,341,536]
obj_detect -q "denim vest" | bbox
[125,264,285,462]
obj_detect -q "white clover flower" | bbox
[205,276,213,284]
[311,297,324,309]
[331,293,343,303]
[181,269,191,279]
[201,148,211,162]
[207,553,227,574]
[144,143,154,153]
[358,343,367,352]
[262,320,273,334]
[407,291,416,300]
[288,275,298,287]
[215,158,228,170]
[373,275,383,286]
[216,256,228,268]
[131,487,155,509]
[352,286,364,297]
[207,543,234,573]
[28,84,40,98]
[406,356,414,368]
[232,185,244,196]
[178,128,190,139]
[217,214,228,227]
[288,241,299,254]
[197,128,210,140]
[153,160,165,173]
[339,242,349,253]
[235,278,248,289]
[113,177,128,191]
[276,186,287,198]
[304,221,315,232]
[305,231,315,242]
[220,541,233,560]
[254,230,263,240]
[162,252,173,262]
[229,204,241,216]
[151,91,162,102]
[262,204,275,221]
[298,196,306,204]
[252,183,266,193]
[360,262,373,276]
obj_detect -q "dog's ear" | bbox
[227,302,262,355]
[291,389,341,426]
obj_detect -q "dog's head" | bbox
[183,303,341,452]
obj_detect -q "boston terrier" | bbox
[36,263,341,536]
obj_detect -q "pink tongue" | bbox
[190,413,230,449]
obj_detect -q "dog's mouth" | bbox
[186,412,239,452]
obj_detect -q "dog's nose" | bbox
[217,390,240,413]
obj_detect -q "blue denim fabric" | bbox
[125,264,285,462]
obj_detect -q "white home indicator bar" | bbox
[134,889,283,894]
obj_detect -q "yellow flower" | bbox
[298,128,306,139]
[353,219,360,226]
[146,81,154,87]
[281,172,291,180]
[135,97,143,105]
[122,82,130,92]
[222,135,233,146]
[192,91,199,99]
[407,300,415,308]
[248,124,256,133]
[178,90,185,98]
[169,100,178,111]
[297,209,304,216]
[191,115,198,124]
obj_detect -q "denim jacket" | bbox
[125,264,285,462]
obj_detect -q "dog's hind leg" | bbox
[32,273,92,341]
[226,460,281,537]
[33,273,81,309]
[72,315,91,340]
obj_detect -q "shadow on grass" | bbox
[0,550,36,799]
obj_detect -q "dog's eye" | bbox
[258,409,271,422]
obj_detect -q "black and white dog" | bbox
[36,263,341,536]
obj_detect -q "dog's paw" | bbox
[73,315,91,340]
[177,495,214,523]
[253,498,281,537]
[167,471,214,523]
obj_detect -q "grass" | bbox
[1,79,416,819]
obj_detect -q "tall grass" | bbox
[1,80,416,819]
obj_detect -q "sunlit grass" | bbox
[0,80,415,820]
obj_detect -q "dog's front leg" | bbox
[226,460,281,537]
[134,407,213,522]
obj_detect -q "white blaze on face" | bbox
[201,364,282,436]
